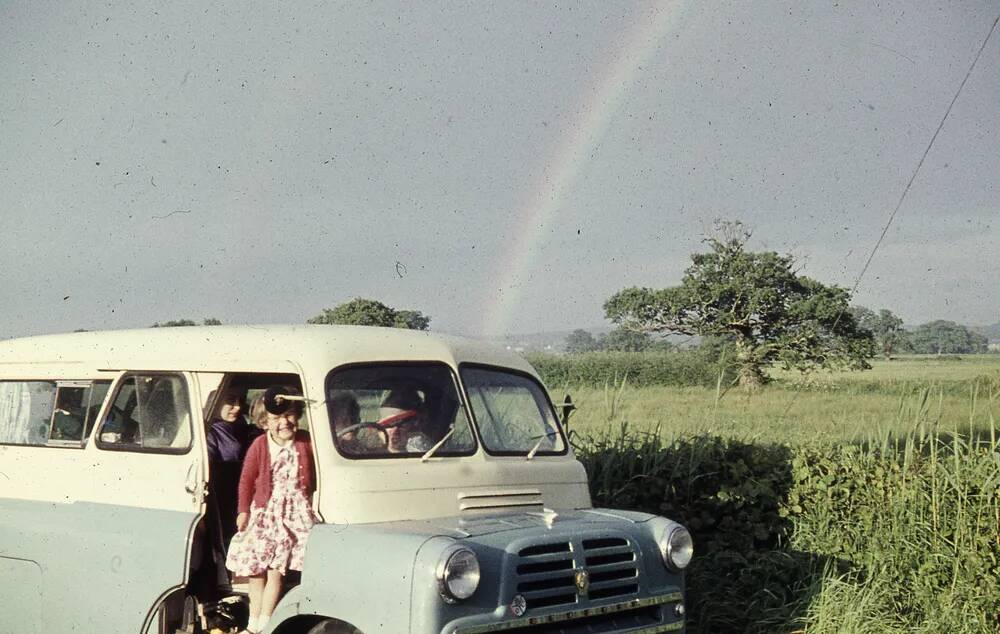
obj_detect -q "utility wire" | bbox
[779,13,999,418]
[849,12,999,299]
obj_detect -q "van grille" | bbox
[515,541,576,610]
[513,535,640,612]
[582,537,639,601]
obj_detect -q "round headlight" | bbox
[436,546,481,603]
[660,526,694,571]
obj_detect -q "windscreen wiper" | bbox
[526,430,559,461]
[421,426,456,462]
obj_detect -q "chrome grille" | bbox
[515,541,576,610]
[583,537,639,601]
[513,535,640,612]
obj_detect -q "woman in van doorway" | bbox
[226,385,318,634]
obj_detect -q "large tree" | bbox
[392,309,431,331]
[308,298,431,330]
[603,225,875,389]
[152,318,223,327]
[564,329,600,353]
[600,327,653,352]
[906,320,988,354]
[851,306,905,359]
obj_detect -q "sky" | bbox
[1,1,997,339]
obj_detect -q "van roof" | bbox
[0,325,535,375]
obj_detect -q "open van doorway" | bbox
[183,372,307,630]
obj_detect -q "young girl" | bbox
[226,386,317,634]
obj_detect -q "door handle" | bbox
[184,460,199,494]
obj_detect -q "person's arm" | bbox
[236,438,260,529]
[296,431,317,497]
[206,423,220,461]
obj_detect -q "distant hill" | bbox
[494,327,695,353]
[495,322,1000,352]
[493,326,614,353]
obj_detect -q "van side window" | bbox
[0,381,57,446]
[96,374,192,453]
[47,381,112,446]
[81,381,112,442]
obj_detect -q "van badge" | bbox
[575,569,590,595]
[510,594,527,617]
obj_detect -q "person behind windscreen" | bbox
[226,386,317,634]
[330,392,363,451]
[378,388,431,453]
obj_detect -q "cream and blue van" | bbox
[0,325,691,633]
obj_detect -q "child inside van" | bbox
[226,386,318,634]
[248,394,269,432]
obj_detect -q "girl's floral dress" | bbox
[226,443,317,576]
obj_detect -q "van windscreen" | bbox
[460,367,567,456]
[326,363,477,458]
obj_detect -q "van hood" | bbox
[360,508,658,540]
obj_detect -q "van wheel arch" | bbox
[272,616,363,634]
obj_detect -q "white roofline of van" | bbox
[0,324,537,377]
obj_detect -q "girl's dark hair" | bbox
[263,385,304,416]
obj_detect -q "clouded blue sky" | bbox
[1,1,996,338]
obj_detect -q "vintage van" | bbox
[0,325,692,633]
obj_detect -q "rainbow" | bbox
[481,1,689,338]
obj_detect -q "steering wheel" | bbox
[336,422,389,451]
[336,422,386,437]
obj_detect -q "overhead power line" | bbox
[851,12,1000,297]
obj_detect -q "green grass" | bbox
[560,356,1000,445]
[562,355,1000,633]
[773,355,1000,394]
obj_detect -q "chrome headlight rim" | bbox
[659,525,694,571]
[435,545,481,603]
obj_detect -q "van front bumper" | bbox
[447,591,685,633]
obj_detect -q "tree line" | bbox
[147,298,431,331]
[574,221,992,390]
[146,223,990,392]
[846,309,988,356]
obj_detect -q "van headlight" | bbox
[436,546,480,603]
[659,526,694,571]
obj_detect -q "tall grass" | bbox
[571,378,1000,633]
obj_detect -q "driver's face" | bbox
[382,408,421,453]
[386,424,408,453]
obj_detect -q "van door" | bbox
[40,372,207,632]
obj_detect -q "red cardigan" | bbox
[237,430,316,514]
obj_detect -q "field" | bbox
[559,355,1000,444]
[551,355,1000,633]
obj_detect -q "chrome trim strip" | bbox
[451,592,684,633]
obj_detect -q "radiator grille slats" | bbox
[589,567,638,585]
[581,536,639,602]
[514,541,576,610]
[512,534,641,613]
